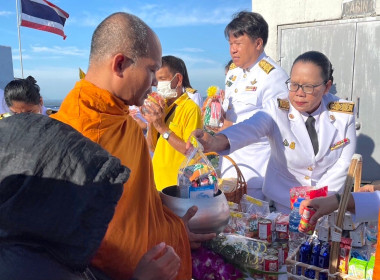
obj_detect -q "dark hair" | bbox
[292,51,334,83]
[224,11,268,46]
[90,12,152,64]
[161,55,192,88]
[4,76,41,107]
[225,59,233,71]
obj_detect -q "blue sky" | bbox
[0,0,252,103]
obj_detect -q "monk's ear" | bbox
[112,53,134,77]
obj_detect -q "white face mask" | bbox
[157,74,178,99]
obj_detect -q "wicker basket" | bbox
[205,152,247,204]
[286,154,363,280]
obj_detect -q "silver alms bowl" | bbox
[160,186,230,234]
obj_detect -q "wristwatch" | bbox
[162,130,172,140]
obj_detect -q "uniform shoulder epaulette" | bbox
[185,87,197,95]
[277,98,290,111]
[229,63,237,70]
[328,101,354,114]
[0,112,11,120]
[259,59,275,74]
[46,109,58,116]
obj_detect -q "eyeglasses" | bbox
[285,79,326,95]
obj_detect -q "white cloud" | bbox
[13,66,80,100]
[0,11,13,16]
[31,45,87,56]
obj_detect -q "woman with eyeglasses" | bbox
[189,51,356,213]
[3,76,53,116]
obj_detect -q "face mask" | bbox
[157,74,178,99]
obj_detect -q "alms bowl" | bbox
[160,186,230,234]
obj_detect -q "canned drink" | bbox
[259,219,272,243]
[298,206,317,235]
[266,248,278,257]
[271,242,283,265]
[264,255,279,280]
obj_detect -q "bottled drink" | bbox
[289,198,306,254]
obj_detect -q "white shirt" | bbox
[220,52,288,195]
[352,191,380,222]
[220,93,357,213]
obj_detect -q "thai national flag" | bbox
[20,0,69,39]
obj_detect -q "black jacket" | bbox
[0,114,130,280]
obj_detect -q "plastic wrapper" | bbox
[204,233,268,271]
[203,86,223,129]
[289,186,328,210]
[224,211,252,237]
[240,194,270,218]
[177,136,218,198]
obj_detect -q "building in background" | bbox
[252,0,380,183]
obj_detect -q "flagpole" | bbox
[16,0,24,78]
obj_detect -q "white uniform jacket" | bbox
[220,93,356,212]
[221,52,288,195]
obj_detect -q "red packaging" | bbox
[290,186,328,210]
[258,219,272,243]
[298,206,317,234]
[264,255,279,280]
[338,237,352,274]
[275,214,289,240]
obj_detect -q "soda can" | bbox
[264,255,278,280]
[271,242,283,265]
[259,219,272,243]
[266,248,278,257]
[298,206,317,235]
[297,240,311,275]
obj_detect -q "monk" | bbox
[51,12,215,280]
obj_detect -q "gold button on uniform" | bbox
[289,114,294,119]
[235,88,238,93]
[307,166,313,171]
[304,175,310,180]
[243,74,247,78]
[330,115,336,121]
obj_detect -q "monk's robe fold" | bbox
[51,79,191,280]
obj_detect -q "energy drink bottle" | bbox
[305,238,321,279]
[297,239,311,275]
[318,242,330,280]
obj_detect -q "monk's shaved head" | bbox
[89,12,153,65]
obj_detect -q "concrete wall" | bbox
[0,45,14,90]
[252,0,380,61]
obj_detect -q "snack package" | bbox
[338,237,353,274]
[275,213,290,241]
[203,86,223,129]
[177,136,218,198]
[289,186,328,210]
[366,255,375,280]
[348,258,367,278]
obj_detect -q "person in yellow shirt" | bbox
[144,55,202,191]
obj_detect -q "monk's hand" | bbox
[132,242,180,280]
[299,196,339,225]
[182,206,216,249]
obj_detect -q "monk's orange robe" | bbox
[373,211,380,278]
[51,79,191,280]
